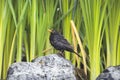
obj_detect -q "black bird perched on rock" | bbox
[48,29,82,58]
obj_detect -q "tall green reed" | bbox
[79,0,108,79]
[105,0,120,66]
[0,0,9,78]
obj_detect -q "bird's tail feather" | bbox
[74,51,82,58]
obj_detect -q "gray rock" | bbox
[7,54,77,80]
[96,65,120,80]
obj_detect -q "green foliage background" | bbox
[0,0,120,79]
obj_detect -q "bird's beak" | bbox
[48,29,52,32]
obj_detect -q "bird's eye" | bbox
[53,30,56,33]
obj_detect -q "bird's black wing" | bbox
[53,34,71,45]
[53,34,74,52]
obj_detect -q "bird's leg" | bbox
[57,50,65,58]
[61,50,64,54]
[61,50,65,56]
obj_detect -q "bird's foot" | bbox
[57,51,65,58]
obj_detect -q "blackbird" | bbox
[48,29,82,58]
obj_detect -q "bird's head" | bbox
[48,29,57,34]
